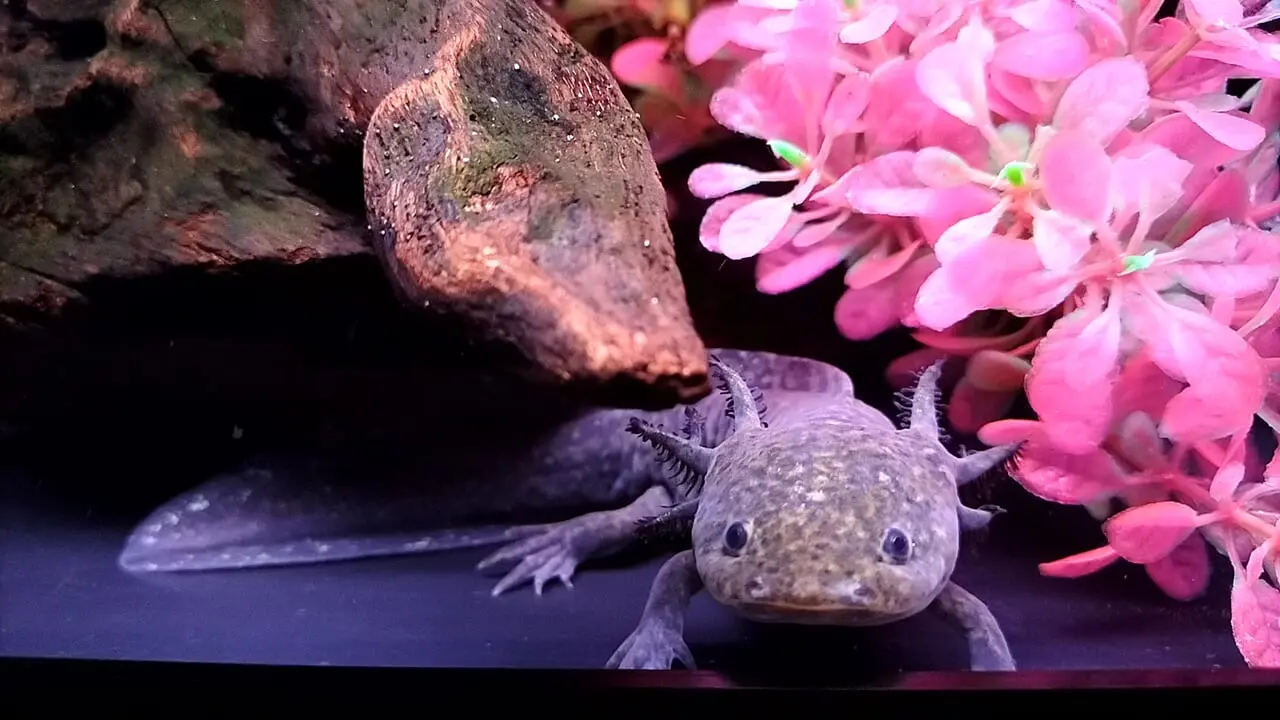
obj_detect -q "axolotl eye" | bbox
[880,527,913,564]
[722,521,750,555]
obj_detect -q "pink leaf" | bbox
[707,58,798,140]
[1167,218,1239,262]
[1122,291,1268,442]
[833,281,903,340]
[1210,460,1248,501]
[1175,103,1267,153]
[862,58,933,152]
[892,254,941,328]
[913,147,974,187]
[688,163,793,199]
[1166,222,1280,298]
[845,239,922,290]
[610,39,685,99]
[719,196,795,260]
[1110,144,1194,221]
[839,3,898,45]
[1071,0,1127,52]
[977,418,1042,445]
[1138,112,1253,169]
[1038,130,1113,226]
[1249,78,1280,131]
[915,235,1050,330]
[1011,435,1128,504]
[989,69,1044,121]
[913,329,1019,354]
[1113,411,1167,470]
[1145,533,1212,601]
[965,350,1031,392]
[1102,501,1203,564]
[779,0,839,109]
[699,194,765,253]
[934,201,1006,263]
[1010,0,1081,31]
[1184,0,1244,27]
[684,3,762,65]
[836,152,975,217]
[1030,208,1094,271]
[1230,543,1280,668]
[791,213,850,249]
[1039,546,1122,578]
[992,30,1090,81]
[998,267,1080,317]
[915,39,991,126]
[1178,263,1280,300]
[755,235,852,295]
[1053,56,1149,146]
[1111,350,1183,423]
[948,376,1017,433]
[823,72,872,137]
[1025,297,1122,453]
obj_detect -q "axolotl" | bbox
[603,355,1020,671]
[116,348,1019,672]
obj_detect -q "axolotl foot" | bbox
[605,549,704,670]
[477,485,673,596]
[929,580,1017,671]
[606,616,696,670]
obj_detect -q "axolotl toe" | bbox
[606,356,1021,672]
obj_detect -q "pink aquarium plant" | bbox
[661,0,1280,667]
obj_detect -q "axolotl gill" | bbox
[606,355,1021,671]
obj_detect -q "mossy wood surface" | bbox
[0,0,708,407]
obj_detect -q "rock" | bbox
[0,0,708,408]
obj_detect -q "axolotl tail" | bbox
[116,459,563,573]
[117,349,856,574]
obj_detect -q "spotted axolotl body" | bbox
[606,356,1020,671]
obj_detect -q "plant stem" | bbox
[1148,30,1201,85]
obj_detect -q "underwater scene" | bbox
[3,0,1280,678]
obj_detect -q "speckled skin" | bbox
[697,423,961,626]
[606,357,1021,672]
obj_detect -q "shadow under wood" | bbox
[0,255,589,514]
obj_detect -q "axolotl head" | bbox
[691,423,961,626]
[628,356,1019,627]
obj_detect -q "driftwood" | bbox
[0,0,709,407]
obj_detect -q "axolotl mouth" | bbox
[717,579,930,627]
[728,601,921,627]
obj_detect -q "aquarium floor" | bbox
[0,468,1244,673]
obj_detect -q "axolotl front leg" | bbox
[476,484,675,595]
[606,548,703,670]
[927,581,1016,671]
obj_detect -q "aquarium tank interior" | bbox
[4,0,1280,686]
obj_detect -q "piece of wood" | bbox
[0,0,709,407]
